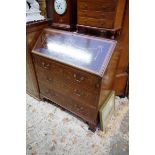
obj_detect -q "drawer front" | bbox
[39,83,97,122]
[33,54,52,70]
[33,55,64,79]
[78,1,117,12]
[66,96,98,123]
[78,10,115,20]
[39,83,66,107]
[62,65,101,93]
[63,83,98,108]
[35,65,63,91]
[78,17,113,28]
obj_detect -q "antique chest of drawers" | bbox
[32,28,118,131]
[77,0,126,38]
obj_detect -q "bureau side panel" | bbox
[26,21,49,99]
[99,47,120,108]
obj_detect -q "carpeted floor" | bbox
[26,94,129,155]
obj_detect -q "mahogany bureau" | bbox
[32,28,119,131]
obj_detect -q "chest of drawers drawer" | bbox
[78,17,113,28]
[66,95,98,123]
[78,11,115,20]
[33,55,63,76]
[33,54,52,70]
[35,65,63,91]
[78,1,117,12]
[63,83,98,108]
[63,66,101,92]
[39,82,66,107]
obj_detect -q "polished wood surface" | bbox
[26,20,49,99]
[77,0,126,38]
[31,29,119,131]
[47,0,77,31]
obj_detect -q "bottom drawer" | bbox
[39,83,98,123]
[66,96,98,123]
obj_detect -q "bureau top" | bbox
[32,28,116,77]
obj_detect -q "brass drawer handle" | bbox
[74,104,84,111]
[95,83,100,88]
[101,22,105,26]
[47,77,52,81]
[45,89,55,97]
[102,6,107,9]
[80,107,84,110]
[102,13,105,17]
[83,4,87,9]
[42,62,50,69]
[74,89,81,96]
[74,89,87,97]
[73,74,85,82]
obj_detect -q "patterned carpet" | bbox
[26,94,129,155]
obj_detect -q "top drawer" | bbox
[32,54,62,75]
[33,54,52,70]
[63,65,101,92]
